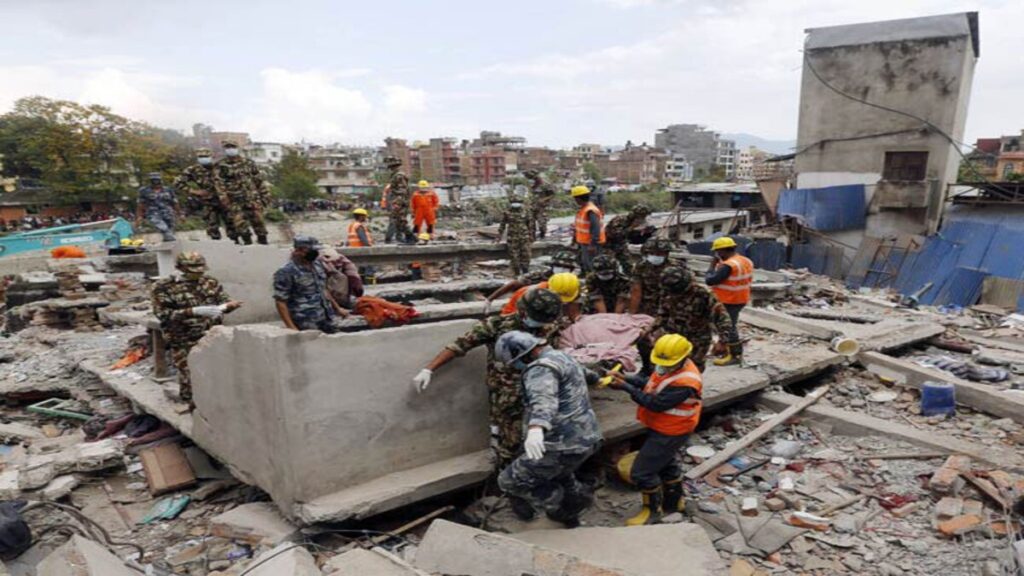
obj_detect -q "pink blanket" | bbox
[558,313,654,373]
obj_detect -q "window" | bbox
[692,226,705,240]
[883,151,928,181]
[1004,163,1017,179]
[712,223,723,233]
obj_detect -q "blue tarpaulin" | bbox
[777,185,867,231]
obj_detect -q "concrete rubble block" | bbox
[514,523,725,576]
[935,496,964,520]
[238,543,319,576]
[323,547,421,575]
[39,474,80,500]
[414,519,635,576]
[36,534,138,576]
[0,470,20,500]
[178,240,291,325]
[930,456,971,495]
[210,502,300,546]
[18,439,122,490]
[0,422,45,441]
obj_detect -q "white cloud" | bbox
[383,85,426,116]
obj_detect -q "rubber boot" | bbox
[241,234,253,246]
[713,342,743,367]
[257,234,268,245]
[509,496,536,521]
[626,487,663,526]
[546,492,589,528]
[663,480,684,514]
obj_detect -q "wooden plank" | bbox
[685,386,829,480]
[140,443,196,496]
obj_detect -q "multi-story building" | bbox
[593,144,667,185]
[415,138,462,184]
[515,147,559,174]
[715,138,737,179]
[383,137,415,176]
[996,131,1024,180]
[460,147,507,186]
[963,138,1001,181]
[306,145,377,196]
[244,142,287,167]
[654,124,734,179]
[664,155,694,183]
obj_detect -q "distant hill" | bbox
[721,133,795,155]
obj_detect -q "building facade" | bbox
[654,124,736,179]
[244,142,286,167]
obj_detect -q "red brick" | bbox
[930,466,964,494]
[937,514,981,537]
[943,455,972,472]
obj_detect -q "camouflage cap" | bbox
[550,250,577,270]
[147,172,162,181]
[221,139,239,148]
[293,235,322,249]
[631,204,652,217]
[660,265,692,290]
[642,237,672,255]
[592,254,617,273]
[522,169,539,179]
[517,287,562,325]
[175,251,207,271]
[195,147,212,156]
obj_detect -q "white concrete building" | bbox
[244,142,286,167]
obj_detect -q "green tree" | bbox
[581,162,602,183]
[271,150,321,204]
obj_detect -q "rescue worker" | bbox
[151,252,242,406]
[501,272,583,322]
[381,156,413,244]
[215,140,269,245]
[273,236,348,333]
[412,288,567,520]
[572,185,605,272]
[174,148,236,242]
[347,208,373,247]
[706,236,752,366]
[585,254,630,314]
[411,180,440,235]
[605,204,653,273]
[523,169,556,240]
[606,334,702,525]
[628,237,673,316]
[495,331,602,527]
[135,172,179,242]
[484,250,577,311]
[496,192,533,276]
[649,266,736,372]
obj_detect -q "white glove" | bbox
[524,427,546,461]
[413,369,433,393]
[218,303,231,313]
[191,306,223,318]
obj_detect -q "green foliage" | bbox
[581,162,602,183]
[263,208,287,222]
[270,150,321,204]
[1007,172,1024,183]
[696,165,727,183]
[957,159,985,183]
[603,187,675,213]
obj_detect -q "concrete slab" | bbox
[210,502,299,546]
[514,524,724,576]
[35,535,138,576]
[241,543,319,576]
[323,548,422,575]
[0,422,45,441]
[413,519,633,576]
[178,240,290,325]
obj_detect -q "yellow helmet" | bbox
[352,208,369,217]
[570,185,590,198]
[547,272,580,303]
[711,236,737,251]
[417,232,431,242]
[651,334,693,366]
[418,180,430,189]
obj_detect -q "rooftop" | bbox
[805,11,979,57]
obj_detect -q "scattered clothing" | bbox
[354,296,418,328]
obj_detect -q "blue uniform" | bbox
[138,185,178,241]
[273,259,336,332]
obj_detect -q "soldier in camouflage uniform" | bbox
[174,148,237,242]
[485,250,577,309]
[605,204,653,272]
[135,172,179,242]
[585,254,631,314]
[523,169,557,240]
[647,266,736,372]
[273,236,348,332]
[151,252,242,406]
[382,156,413,244]
[495,331,602,527]
[215,140,270,245]
[628,237,673,316]
[497,192,533,275]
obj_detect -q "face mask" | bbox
[646,255,666,266]
[198,157,212,165]
[654,365,672,376]
[182,270,205,280]
[303,249,319,262]
[523,317,549,329]
[510,203,523,209]
[224,148,239,157]
[551,266,571,275]
[597,272,614,281]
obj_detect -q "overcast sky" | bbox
[0,0,1019,148]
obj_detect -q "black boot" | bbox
[241,235,253,245]
[663,480,684,514]
[257,234,268,245]
[546,492,589,528]
[509,496,536,521]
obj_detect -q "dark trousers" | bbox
[498,446,598,512]
[630,430,687,490]
[724,303,745,341]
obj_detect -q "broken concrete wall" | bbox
[189,321,489,518]
[178,240,290,325]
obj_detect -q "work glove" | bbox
[413,369,433,393]
[524,427,546,461]
[190,306,223,318]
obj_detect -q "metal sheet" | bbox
[777,185,866,231]
[933,267,988,308]
[747,240,786,271]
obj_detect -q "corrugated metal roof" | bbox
[777,185,866,231]
[933,267,988,307]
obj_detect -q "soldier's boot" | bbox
[713,342,744,367]
[546,492,589,528]
[240,234,253,246]
[256,234,268,245]
[662,479,685,514]
[626,487,663,526]
[509,496,536,521]
[207,229,222,240]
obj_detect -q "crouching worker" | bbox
[606,333,702,526]
[495,331,602,527]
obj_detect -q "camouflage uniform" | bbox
[137,185,178,241]
[653,283,735,371]
[151,270,229,402]
[631,259,668,316]
[605,213,645,272]
[517,251,578,286]
[215,156,268,243]
[525,173,557,240]
[384,164,412,243]
[445,314,568,468]
[498,202,533,275]
[273,259,337,332]
[174,163,236,241]
[584,271,631,314]
[498,348,601,513]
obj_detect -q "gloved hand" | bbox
[524,427,546,460]
[191,305,223,318]
[412,369,433,393]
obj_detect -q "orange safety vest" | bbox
[380,185,390,209]
[501,281,548,315]
[347,221,373,247]
[637,359,703,436]
[574,202,606,245]
[711,254,753,305]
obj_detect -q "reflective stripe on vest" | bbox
[574,203,606,245]
[347,222,372,247]
[636,359,703,436]
[712,254,753,304]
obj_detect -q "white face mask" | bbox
[646,255,666,266]
[551,266,571,275]
[510,203,523,209]
[224,148,239,157]
[198,157,212,165]
[654,365,672,375]
[597,272,614,281]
